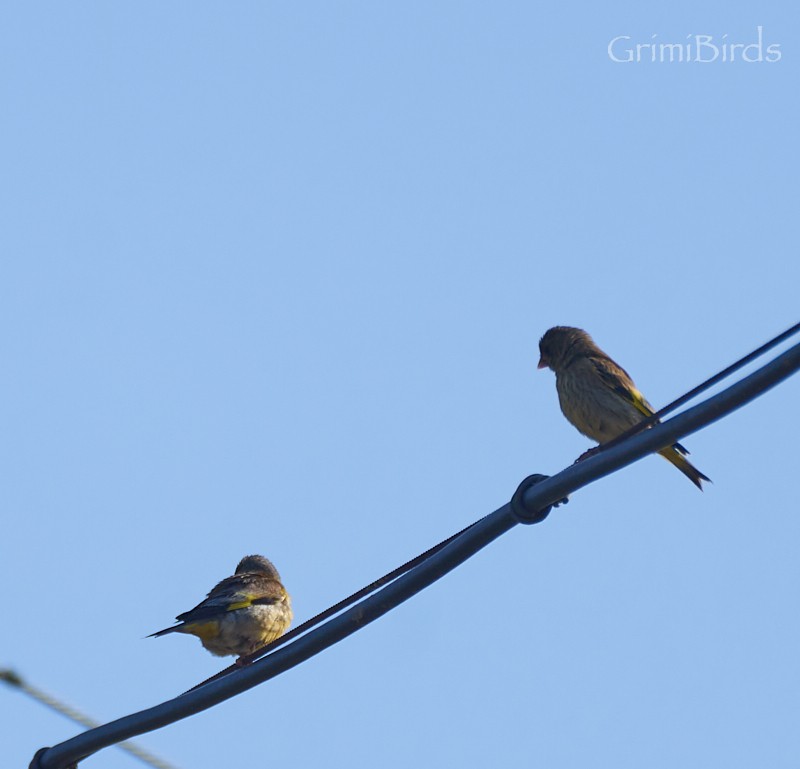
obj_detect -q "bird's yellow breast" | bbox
[183,621,221,642]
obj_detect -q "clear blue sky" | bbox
[3,3,799,768]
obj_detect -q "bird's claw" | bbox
[575,446,601,463]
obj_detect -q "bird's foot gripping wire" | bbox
[510,474,568,525]
[575,446,601,463]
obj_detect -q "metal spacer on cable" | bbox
[510,474,568,525]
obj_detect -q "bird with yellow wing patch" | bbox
[150,555,292,662]
[537,326,710,490]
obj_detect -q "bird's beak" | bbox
[537,357,548,370]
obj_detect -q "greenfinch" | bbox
[150,555,293,660]
[537,326,710,490]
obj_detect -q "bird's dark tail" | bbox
[658,446,711,490]
[147,624,183,638]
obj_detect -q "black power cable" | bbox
[31,332,800,769]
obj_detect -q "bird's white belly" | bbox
[201,604,293,657]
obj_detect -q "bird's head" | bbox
[538,326,594,373]
[236,554,281,579]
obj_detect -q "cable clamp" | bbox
[510,474,568,525]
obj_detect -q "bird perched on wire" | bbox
[537,326,710,490]
[150,555,293,662]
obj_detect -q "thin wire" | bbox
[597,320,800,452]
[32,339,800,769]
[0,669,179,769]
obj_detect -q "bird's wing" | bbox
[175,574,286,624]
[589,356,653,414]
[590,355,690,456]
